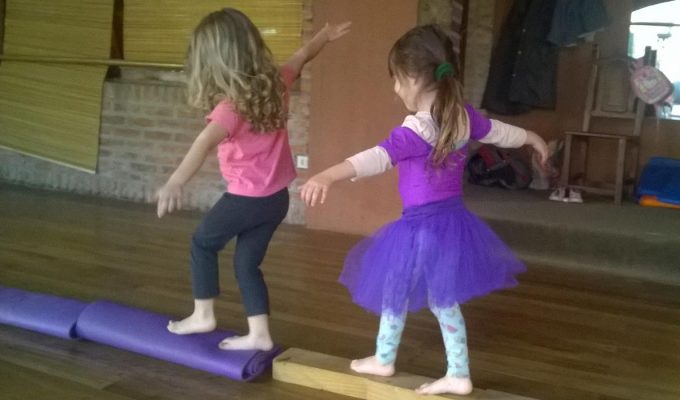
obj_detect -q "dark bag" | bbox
[467,145,532,189]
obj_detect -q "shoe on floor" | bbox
[568,188,583,203]
[549,187,566,202]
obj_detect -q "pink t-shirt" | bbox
[207,67,297,197]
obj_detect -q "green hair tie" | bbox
[434,62,454,81]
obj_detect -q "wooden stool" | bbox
[561,131,638,205]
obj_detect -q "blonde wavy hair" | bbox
[185,8,287,133]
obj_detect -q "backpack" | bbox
[630,65,674,106]
[467,145,532,189]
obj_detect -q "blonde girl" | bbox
[157,8,350,351]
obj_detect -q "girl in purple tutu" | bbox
[300,24,548,395]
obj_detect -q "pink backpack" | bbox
[630,64,674,106]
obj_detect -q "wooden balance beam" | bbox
[273,348,538,400]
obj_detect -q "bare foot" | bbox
[218,334,273,351]
[415,376,473,395]
[167,314,216,335]
[350,356,395,377]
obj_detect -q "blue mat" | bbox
[637,157,680,206]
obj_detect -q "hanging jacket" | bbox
[482,0,608,115]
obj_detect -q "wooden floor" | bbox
[1,184,680,400]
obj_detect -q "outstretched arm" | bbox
[155,122,227,218]
[480,120,548,167]
[300,160,356,207]
[283,21,352,78]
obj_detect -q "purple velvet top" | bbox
[379,104,492,209]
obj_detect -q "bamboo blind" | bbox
[124,0,303,64]
[0,0,5,56]
[0,0,113,172]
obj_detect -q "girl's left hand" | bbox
[323,21,352,42]
[300,174,333,207]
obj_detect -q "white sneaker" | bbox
[567,188,583,203]
[549,187,566,202]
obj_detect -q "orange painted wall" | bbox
[306,0,419,235]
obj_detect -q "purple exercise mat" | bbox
[75,301,281,381]
[0,286,88,339]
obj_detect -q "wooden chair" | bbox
[560,46,650,205]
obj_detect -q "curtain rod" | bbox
[0,54,183,69]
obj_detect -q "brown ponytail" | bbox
[388,25,468,167]
[431,68,467,166]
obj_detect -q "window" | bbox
[629,0,680,119]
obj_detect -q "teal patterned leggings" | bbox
[375,303,469,378]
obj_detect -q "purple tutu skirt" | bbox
[339,197,525,315]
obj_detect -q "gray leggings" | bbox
[190,188,289,316]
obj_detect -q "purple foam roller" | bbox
[0,286,88,339]
[75,301,281,381]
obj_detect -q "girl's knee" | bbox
[191,230,209,248]
[430,303,462,320]
[191,229,225,252]
[233,262,264,282]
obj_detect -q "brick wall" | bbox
[0,1,312,225]
[0,77,310,224]
[418,0,486,104]
[462,0,495,107]
[418,0,465,52]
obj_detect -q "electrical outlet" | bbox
[295,154,309,169]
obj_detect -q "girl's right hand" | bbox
[155,182,183,218]
[300,174,333,207]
